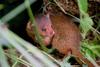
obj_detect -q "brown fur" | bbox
[50,13,94,67]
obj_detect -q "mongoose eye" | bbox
[42,28,46,31]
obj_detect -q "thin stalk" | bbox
[0,45,10,67]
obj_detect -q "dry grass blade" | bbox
[0,45,10,67]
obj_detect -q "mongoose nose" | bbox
[51,30,55,36]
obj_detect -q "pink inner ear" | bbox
[35,14,52,29]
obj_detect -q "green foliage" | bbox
[81,41,100,59]
[77,0,88,13]
[77,0,100,66]
[77,0,93,38]
[80,13,93,38]
[81,40,100,67]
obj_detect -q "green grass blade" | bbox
[86,53,99,67]
[77,0,93,38]
[77,0,88,13]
